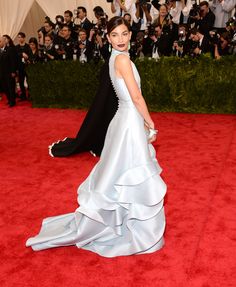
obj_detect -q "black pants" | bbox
[18,65,27,98]
[1,75,16,105]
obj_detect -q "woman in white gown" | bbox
[26,16,167,257]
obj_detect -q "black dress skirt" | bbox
[49,60,118,157]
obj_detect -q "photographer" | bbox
[226,17,236,54]
[54,25,76,60]
[132,0,152,39]
[64,10,78,40]
[129,31,145,60]
[210,0,236,33]
[39,34,58,62]
[172,24,191,56]
[213,31,232,58]
[38,18,56,45]
[75,29,93,63]
[54,15,64,35]
[76,6,93,36]
[110,0,134,17]
[190,1,215,38]
[88,25,110,62]
[143,24,173,57]
[189,28,212,56]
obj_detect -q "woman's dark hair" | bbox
[3,34,14,46]
[107,16,130,35]
[29,37,38,49]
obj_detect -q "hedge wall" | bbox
[27,55,236,114]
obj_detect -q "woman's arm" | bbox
[115,54,155,130]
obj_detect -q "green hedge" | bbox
[27,55,236,114]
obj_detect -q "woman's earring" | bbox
[128,42,131,50]
[109,44,112,52]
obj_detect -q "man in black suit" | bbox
[191,1,215,38]
[189,28,212,56]
[15,32,31,100]
[0,36,18,107]
[77,29,93,62]
[77,6,93,36]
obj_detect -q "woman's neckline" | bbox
[112,48,129,56]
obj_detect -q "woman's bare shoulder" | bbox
[114,54,131,69]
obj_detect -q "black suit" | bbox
[199,36,211,54]
[16,43,31,99]
[0,46,18,105]
[80,18,93,36]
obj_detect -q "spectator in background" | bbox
[77,6,93,36]
[123,12,132,25]
[0,36,18,107]
[54,15,64,34]
[28,37,40,64]
[64,10,77,39]
[15,32,31,101]
[210,0,236,33]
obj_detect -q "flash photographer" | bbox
[189,1,215,38]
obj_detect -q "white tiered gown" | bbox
[26,49,167,257]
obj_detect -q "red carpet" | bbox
[0,95,236,287]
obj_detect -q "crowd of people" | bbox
[0,0,235,107]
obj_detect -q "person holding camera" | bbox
[132,0,152,39]
[76,6,93,36]
[75,29,93,63]
[64,10,78,40]
[210,0,236,33]
[110,0,134,17]
[15,32,31,101]
[191,1,215,38]
[213,31,232,58]
[54,25,75,60]
[39,34,58,62]
[189,27,212,56]
[172,24,191,56]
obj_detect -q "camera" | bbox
[226,17,236,27]
[209,30,220,45]
[189,4,200,18]
[148,24,156,36]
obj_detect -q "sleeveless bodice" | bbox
[109,49,141,106]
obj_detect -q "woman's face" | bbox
[159,6,168,17]
[107,24,131,52]
[29,42,36,50]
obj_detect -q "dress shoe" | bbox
[9,102,16,107]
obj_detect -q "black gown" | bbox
[49,60,118,157]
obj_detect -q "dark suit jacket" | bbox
[81,18,93,35]
[199,36,211,54]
